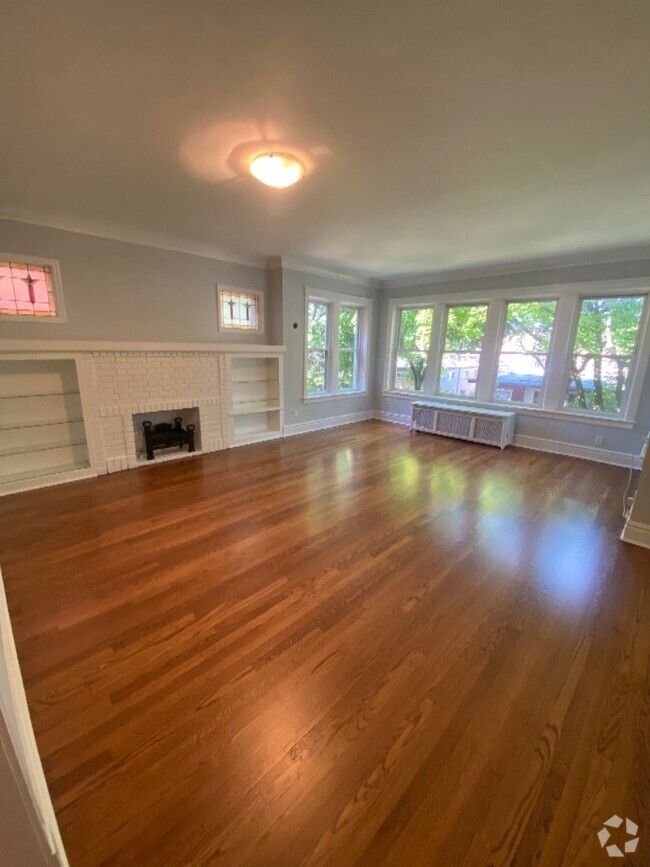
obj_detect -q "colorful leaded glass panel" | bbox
[219,289,260,330]
[0,260,57,317]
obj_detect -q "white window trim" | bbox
[217,285,265,334]
[435,301,492,402]
[304,287,373,400]
[485,296,560,408]
[0,253,66,323]
[383,278,650,426]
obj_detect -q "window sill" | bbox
[217,328,265,335]
[303,390,368,403]
[380,391,636,429]
[0,315,66,323]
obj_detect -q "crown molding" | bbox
[0,212,267,270]
[378,244,650,290]
[4,212,649,290]
[270,256,381,289]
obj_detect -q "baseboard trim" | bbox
[373,410,411,427]
[284,410,374,437]
[620,518,650,549]
[512,434,643,469]
[372,412,643,469]
[0,467,96,498]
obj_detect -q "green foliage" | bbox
[338,307,358,390]
[306,302,328,392]
[503,301,556,355]
[395,308,433,390]
[306,304,360,393]
[565,296,645,413]
[339,307,357,348]
[444,305,488,352]
[307,302,327,348]
[389,295,644,412]
[339,351,355,389]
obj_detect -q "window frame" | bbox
[383,280,650,427]
[305,298,332,396]
[217,285,264,334]
[559,292,649,419]
[0,253,66,323]
[436,302,490,401]
[303,288,372,400]
[391,304,435,394]
[490,297,560,409]
[337,305,362,392]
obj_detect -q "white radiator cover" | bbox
[411,401,515,449]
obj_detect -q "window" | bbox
[305,289,372,398]
[306,301,329,393]
[0,257,63,320]
[393,307,433,392]
[438,304,488,397]
[385,283,649,425]
[563,295,646,415]
[338,306,360,391]
[218,287,263,332]
[494,300,557,405]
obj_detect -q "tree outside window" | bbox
[494,301,557,405]
[438,305,488,397]
[338,307,359,390]
[563,296,646,414]
[393,308,433,391]
[306,302,329,393]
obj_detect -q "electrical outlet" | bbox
[595,435,604,446]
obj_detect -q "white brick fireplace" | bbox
[92,350,228,472]
[0,341,284,494]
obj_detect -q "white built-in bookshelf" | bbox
[0,360,90,487]
[227,354,283,446]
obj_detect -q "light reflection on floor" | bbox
[390,453,422,500]
[304,443,610,614]
[335,447,354,486]
[423,458,607,611]
[534,498,605,610]
[475,473,526,570]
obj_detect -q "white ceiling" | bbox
[2,0,650,279]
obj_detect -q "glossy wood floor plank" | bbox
[0,420,648,866]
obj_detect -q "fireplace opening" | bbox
[132,407,201,463]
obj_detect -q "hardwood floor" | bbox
[0,420,648,867]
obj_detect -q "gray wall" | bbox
[0,220,269,344]
[629,453,650,525]
[2,219,649,456]
[375,259,650,457]
[279,267,380,426]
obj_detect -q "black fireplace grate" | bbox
[142,417,195,460]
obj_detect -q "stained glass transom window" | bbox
[0,260,57,317]
[218,288,261,330]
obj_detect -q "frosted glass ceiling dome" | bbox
[249,153,304,188]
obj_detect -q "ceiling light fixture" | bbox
[249,152,304,188]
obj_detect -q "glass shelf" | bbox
[0,461,91,485]
[0,417,85,432]
[230,403,282,416]
[0,439,88,458]
[231,378,278,384]
[0,391,81,399]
